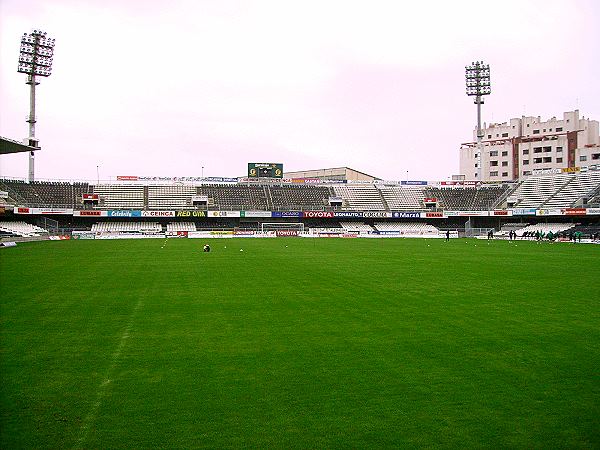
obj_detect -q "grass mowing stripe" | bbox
[74,295,144,449]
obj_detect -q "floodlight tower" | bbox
[17,29,55,182]
[465,61,491,180]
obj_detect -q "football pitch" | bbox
[1,237,599,448]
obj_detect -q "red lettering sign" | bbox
[276,230,298,237]
[117,176,139,181]
[302,211,334,218]
[563,208,586,216]
[493,210,509,216]
[79,210,102,216]
[18,207,30,214]
[426,212,443,218]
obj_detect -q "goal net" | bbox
[261,222,305,234]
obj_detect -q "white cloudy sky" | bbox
[1,0,599,181]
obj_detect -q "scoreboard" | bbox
[248,163,283,178]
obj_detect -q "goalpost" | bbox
[261,222,305,234]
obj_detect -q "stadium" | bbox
[1,10,600,450]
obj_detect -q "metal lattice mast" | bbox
[465,61,491,181]
[18,29,55,182]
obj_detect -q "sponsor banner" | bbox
[241,211,272,218]
[363,211,392,218]
[116,175,139,181]
[271,211,302,218]
[72,231,96,239]
[392,211,421,218]
[202,177,238,183]
[586,208,600,215]
[15,207,74,215]
[108,210,142,217]
[74,210,108,217]
[175,210,207,217]
[422,212,443,218]
[141,210,175,217]
[191,195,208,203]
[423,197,437,203]
[95,234,165,240]
[532,168,561,176]
[511,208,537,216]
[492,210,513,216]
[82,193,99,200]
[208,210,241,218]
[536,208,563,216]
[444,211,489,217]
[401,180,428,186]
[302,211,334,218]
[276,230,299,237]
[333,211,364,218]
[562,208,587,216]
[234,230,256,236]
[561,167,581,174]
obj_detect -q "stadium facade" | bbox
[460,110,600,182]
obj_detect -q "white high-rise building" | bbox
[459,110,600,181]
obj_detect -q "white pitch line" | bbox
[74,297,143,449]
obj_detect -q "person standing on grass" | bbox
[446,230,450,242]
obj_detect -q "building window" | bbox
[556,158,563,163]
[523,149,529,155]
[534,147,542,153]
[543,129,546,132]
[523,170,531,175]
[527,124,530,127]
[502,133,509,138]
[475,163,478,168]
[556,147,563,152]
[490,161,499,167]
[502,172,508,177]
[534,158,543,164]
[490,151,498,157]
[501,151,508,156]
[502,161,508,167]
[523,160,529,165]
[490,171,498,177]
[556,127,563,132]
[543,157,552,163]
[592,153,600,160]
[533,129,540,134]
[580,155,587,161]
[543,147,552,152]
[487,134,492,139]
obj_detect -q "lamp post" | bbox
[465,61,491,181]
[18,29,55,182]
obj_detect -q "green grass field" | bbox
[1,237,599,448]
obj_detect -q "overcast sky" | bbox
[1,0,599,182]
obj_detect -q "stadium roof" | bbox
[0,136,39,155]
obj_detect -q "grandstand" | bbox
[0,221,47,237]
[90,222,162,233]
[0,169,599,239]
[374,222,439,235]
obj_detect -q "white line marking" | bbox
[74,297,143,449]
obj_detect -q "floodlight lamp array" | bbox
[18,30,55,77]
[465,61,491,96]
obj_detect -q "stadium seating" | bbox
[333,185,386,210]
[516,223,574,236]
[93,184,145,209]
[378,185,426,210]
[339,221,375,233]
[269,185,333,210]
[542,171,600,208]
[0,179,91,208]
[374,222,439,235]
[425,185,510,211]
[148,185,196,209]
[198,185,269,210]
[0,221,48,237]
[91,222,162,233]
[166,222,197,232]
